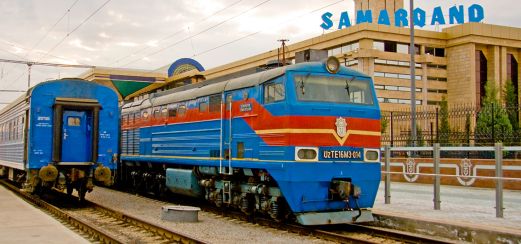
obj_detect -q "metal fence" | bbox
[381,104,521,148]
[382,143,521,218]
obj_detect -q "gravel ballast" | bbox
[86,187,332,243]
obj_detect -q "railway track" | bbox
[103,187,457,244]
[0,179,206,244]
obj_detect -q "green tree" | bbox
[407,123,425,147]
[381,116,389,134]
[504,80,519,133]
[476,80,513,145]
[438,96,451,145]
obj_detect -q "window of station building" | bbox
[328,46,342,56]
[427,64,447,70]
[264,82,285,104]
[374,59,420,67]
[427,76,448,82]
[427,89,448,94]
[427,100,441,105]
[177,104,187,116]
[345,60,358,66]
[425,47,445,57]
[209,95,222,113]
[343,42,359,52]
[397,43,409,54]
[384,41,397,52]
[328,42,359,56]
[378,97,422,105]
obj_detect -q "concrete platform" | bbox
[373,181,521,242]
[0,185,89,244]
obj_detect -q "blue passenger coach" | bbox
[0,79,119,200]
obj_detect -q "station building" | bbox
[79,0,521,112]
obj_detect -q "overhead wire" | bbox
[27,0,82,56]
[119,0,272,68]
[110,0,244,66]
[192,0,344,58]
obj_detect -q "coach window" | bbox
[142,110,150,121]
[178,104,187,117]
[264,81,285,104]
[68,117,81,126]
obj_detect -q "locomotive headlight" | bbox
[325,56,340,74]
[295,147,318,161]
[364,149,380,162]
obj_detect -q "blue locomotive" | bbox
[119,57,381,225]
[0,79,119,200]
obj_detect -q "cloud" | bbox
[69,39,96,51]
[98,32,110,38]
[117,42,139,47]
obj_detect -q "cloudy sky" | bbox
[0,0,519,108]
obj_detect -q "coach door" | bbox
[61,110,92,162]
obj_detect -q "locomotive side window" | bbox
[264,82,285,104]
[153,108,160,118]
[209,95,221,112]
[294,75,374,105]
[142,110,150,120]
[167,104,177,117]
[161,107,168,117]
[199,101,208,112]
[177,104,187,116]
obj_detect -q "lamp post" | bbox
[410,0,417,146]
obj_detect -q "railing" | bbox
[381,104,521,147]
[382,143,521,218]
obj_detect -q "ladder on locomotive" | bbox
[219,93,233,175]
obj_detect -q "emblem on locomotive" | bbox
[335,117,347,138]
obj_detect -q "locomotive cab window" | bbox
[264,82,285,104]
[294,75,374,105]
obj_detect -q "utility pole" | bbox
[27,64,32,89]
[277,39,289,66]
[409,0,417,146]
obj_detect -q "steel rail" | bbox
[0,180,206,244]
[98,186,455,243]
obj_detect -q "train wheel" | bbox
[78,181,87,202]
[66,184,73,196]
